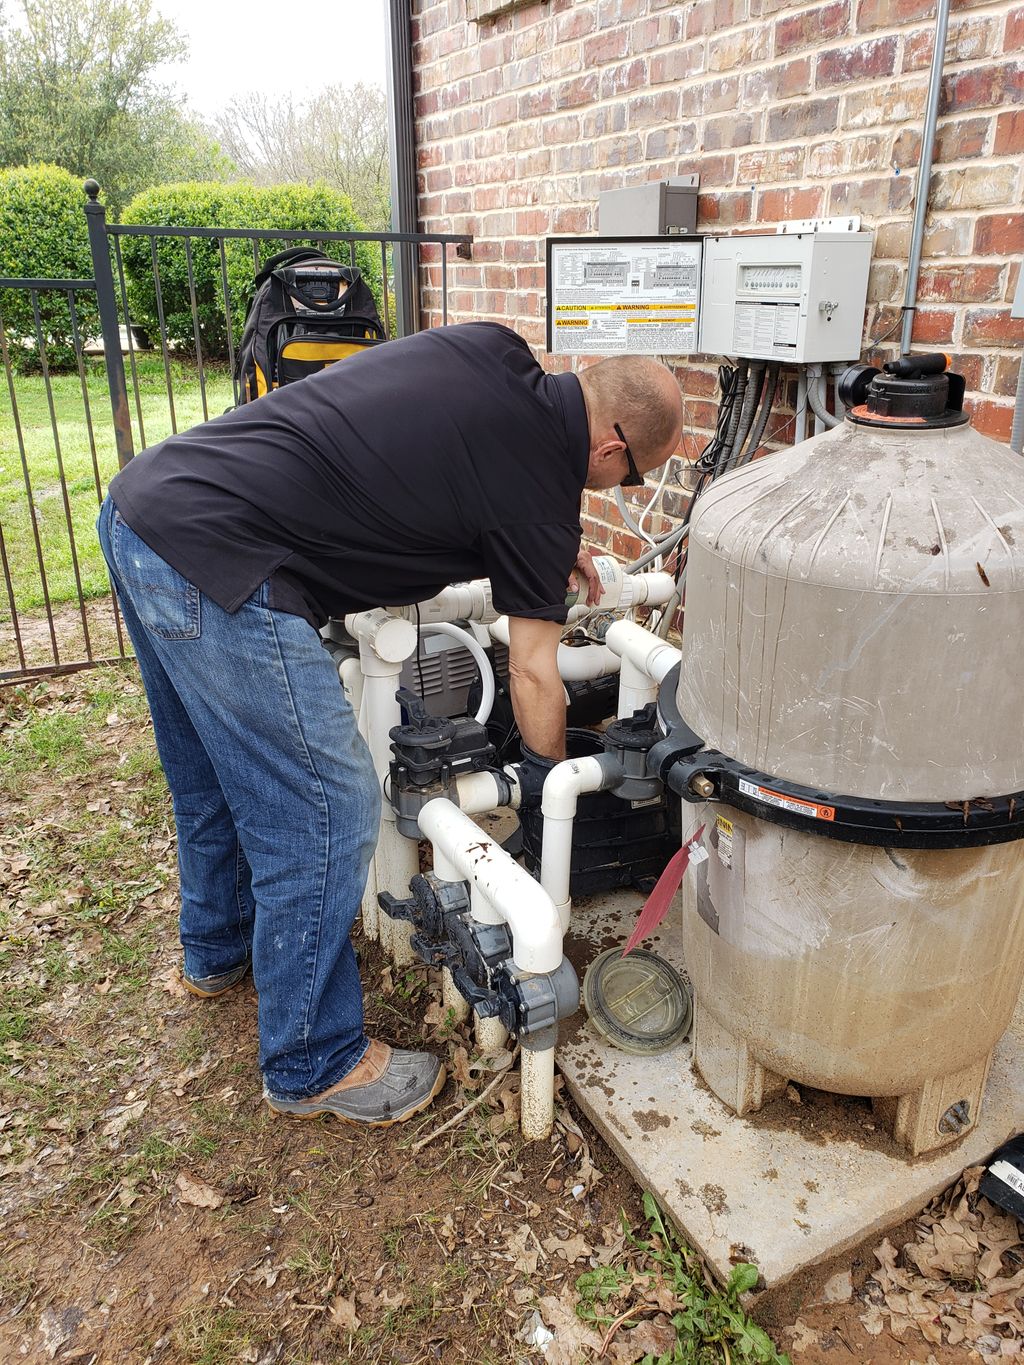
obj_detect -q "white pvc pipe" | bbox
[399,581,495,625]
[539,755,614,931]
[417,799,562,974]
[605,620,681,688]
[454,769,508,816]
[338,655,364,715]
[476,1015,509,1052]
[442,967,470,1025]
[521,1046,555,1141]
[420,621,496,724]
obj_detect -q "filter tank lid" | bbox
[582,947,692,1055]
[839,354,969,429]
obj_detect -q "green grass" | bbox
[0,353,233,618]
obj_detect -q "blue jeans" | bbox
[97,495,380,1099]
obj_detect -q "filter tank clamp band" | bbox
[651,666,1024,850]
[838,354,969,430]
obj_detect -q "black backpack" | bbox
[235,246,387,402]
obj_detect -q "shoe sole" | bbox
[181,971,249,1000]
[266,1064,447,1128]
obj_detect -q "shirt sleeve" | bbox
[480,521,582,623]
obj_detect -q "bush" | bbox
[120,181,383,362]
[0,164,99,372]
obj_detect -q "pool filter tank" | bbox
[661,356,1024,1156]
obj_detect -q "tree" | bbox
[0,0,232,212]
[213,83,390,231]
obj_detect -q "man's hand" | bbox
[506,616,565,759]
[568,547,603,607]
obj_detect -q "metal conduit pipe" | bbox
[1011,355,1024,456]
[720,361,766,475]
[737,361,781,467]
[900,0,951,357]
[807,365,841,429]
[719,358,749,469]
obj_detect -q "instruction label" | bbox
[733,301,799,358]
[738,779,835,822]
[548,238,702,356]
[716,814,734,868]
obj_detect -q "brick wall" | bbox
[411,0,1023,550]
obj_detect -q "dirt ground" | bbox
[0,665,1014,1364]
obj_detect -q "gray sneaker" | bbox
[182,959,251,999]
[265,1047,446,1127]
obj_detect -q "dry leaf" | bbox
[542,1232,592,1262]
[101,1099,148,1137]
[537,1292,603,1365]
[329,1293,360,1332]
[176,1170,224,1209]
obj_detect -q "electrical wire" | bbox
[736,361,780,468]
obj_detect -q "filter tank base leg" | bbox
[872,1054,992,1156]
[692,1006,788,1116]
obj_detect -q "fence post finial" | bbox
[84,179,101,201]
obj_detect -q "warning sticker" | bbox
[716,815,734,868]
[738,778,835,822]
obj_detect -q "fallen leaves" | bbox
[862,1166,1024,1360]
[100,1098,148,1138]
[175,1170,225,1209]
[328,1292,360,1333]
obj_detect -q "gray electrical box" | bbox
[598,178,699,237]
[1012,264,1023,320]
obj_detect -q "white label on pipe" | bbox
[990,1160,1024,1199]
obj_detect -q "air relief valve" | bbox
[651,353,1024,1156]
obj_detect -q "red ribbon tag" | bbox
[622,824,706,956]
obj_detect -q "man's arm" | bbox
[506,616,565,760]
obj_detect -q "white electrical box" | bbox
[698,231,873,363]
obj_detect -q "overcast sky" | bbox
[152,0,389,118]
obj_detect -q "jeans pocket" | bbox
[111,511,201,641]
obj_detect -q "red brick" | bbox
[708,28,770,72]
[931,164,1020,212]
[686,0,747,38]
[975,214,1024,255]
[556,73,599,108]
[650,44,705,83]
[908,308,956,344]
[704,114,755,150]
[828,177,894,216]
[963,309,1024,346]
[856,0,933,30]
[844,80,928,128]
[552,206,593,233]
[645,124,699,158]
[993,356,1021,397]
[968,399,1014,443]
[698,191,754,227]
[631,13,684,51]
[738,146,804,182]
[904,17,998,73]
[816,36,898,87]
[627,89,680,127]
[741,59,811,105]
[994,111,1024,156]
[697,153,737,186]
[554,5,596,40]
[867,261,902,304]
[701,76,740,114]
[918,264,1005,304]
[924,216,975,257]
[874,221,912,257]
[776,1,848,55]
[767,98,840,141]
[942,64,1024,115]
[600,58,647,97]
[584,103,628,138]
[1008,6,1024,50]
[584,27,629,64]
[758,186,825,222]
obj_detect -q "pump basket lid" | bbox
[582,947,692,1055]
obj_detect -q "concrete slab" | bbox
[557,888,1024,1292]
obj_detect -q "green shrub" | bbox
[120,181,383,362]
[0,164,99,373]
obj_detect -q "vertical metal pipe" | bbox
[83,181,134,468]
[218,239,238,407]
[900,0,950,357]
[385,0,419,336]
[30,291,93,658]
[150,237,177,433]
[441,249,449,327]
[380,241,391,338]
[182,237,209,421]
[112,236,146,447]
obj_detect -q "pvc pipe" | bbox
[605,620,682,703]
[476,1015,509,1053]
[417,799,563,974]
[454,769,509,816]
[419,621,495,724]
[521,1046,555,1141]
[338,655,364,716]
[539,754,622,929]
[442,967,470,1025]
[900,0,950,357]
[398,581,495,625]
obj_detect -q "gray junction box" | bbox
[598,177,699,237]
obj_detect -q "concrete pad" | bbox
[557,888,1024,1293]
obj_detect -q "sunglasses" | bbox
[614,423,644,487]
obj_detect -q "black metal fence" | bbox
[0,183,472,684]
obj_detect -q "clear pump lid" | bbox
[582,947,692,1055]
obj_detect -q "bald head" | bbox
[577,357,683,490]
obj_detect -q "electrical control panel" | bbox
[698,231,873,363]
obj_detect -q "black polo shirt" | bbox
[109,322,590,628]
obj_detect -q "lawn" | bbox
[0,353,233,622]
